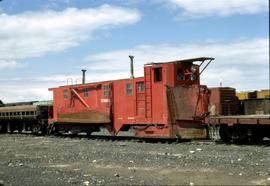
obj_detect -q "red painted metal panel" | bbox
[144,67,152,118]
[136,82,145,117]
[209,87,237,116]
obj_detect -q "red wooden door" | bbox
[136,82,145,117]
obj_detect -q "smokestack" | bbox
[129,55,134,79]
[82,69,86,84]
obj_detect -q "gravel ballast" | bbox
[0,134,269,185]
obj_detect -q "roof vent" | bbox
[129,55,135,79]
[81,69,86,84]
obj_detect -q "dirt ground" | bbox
[0,134,270,185]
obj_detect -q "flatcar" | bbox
[207,87,270,141]
[48,57,214,139]
[0,101,53,134]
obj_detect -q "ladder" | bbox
[144,67,152,118]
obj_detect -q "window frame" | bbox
[83,88,89,98]
[176,68,185,81]
[137,82,145,93]
[63,89,68,99]
[126,83,133,96]
[103,85,110,97]
[154,67,162,82]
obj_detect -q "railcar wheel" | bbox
[0,124,7,133]
[219,125,233,142]
[251,128,263,142]
[7,123,15,134]
[17,125,23,134]
[86,131,92,136]
[40,127,47,135]
[48,124,60,136]
[31,124,42,135]
[251,135,263,142]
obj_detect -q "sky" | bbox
[0,0,269,103]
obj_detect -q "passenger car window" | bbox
[103,85,110,97]
[83,88,89,98]
[154,68,162,82]
[137,82,144,92]
[126,83,133,95]
[177,69,185,80]
[63,89,68,99]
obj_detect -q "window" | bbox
[154,68,162,82]
[126,83,133,95]
[177,69,185,80]
[83,88,89,98]
[137,82,144,92]
[63,89,68,99]
[103,85,110,97]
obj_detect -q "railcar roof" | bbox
[50,57,214,89]
[4,101,38,106]
[0,104,37,111]
[52,76,144,89]
[145,57,214,66]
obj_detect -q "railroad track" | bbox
[2,132,270,146]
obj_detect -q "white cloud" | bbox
[0,38,268,102]
[168,0,268,19]
[0,73,84,102]
[0,4,141,67]
[0,60,23,69]
[83,37,269,90]
[0,84,53,103]
[0,71,130,103]
[0,74,81,82]
[0,73,92,103]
